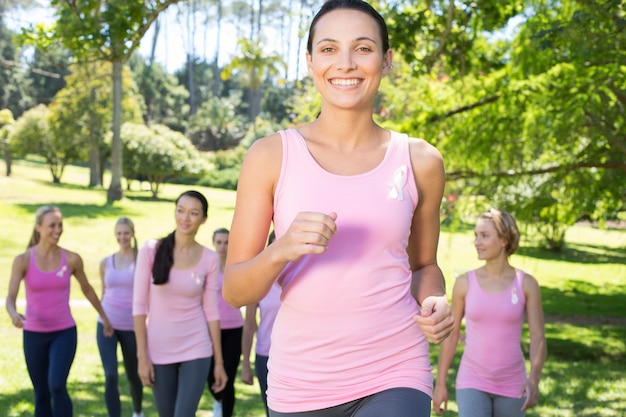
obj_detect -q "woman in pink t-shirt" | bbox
[97,217,144,417]
[6,205,113,417]
[433,209,546,417]
[133,191,227,417]
[222,1,454,416]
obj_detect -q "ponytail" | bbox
[152,231,175,285]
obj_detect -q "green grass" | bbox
[1,158,625,416]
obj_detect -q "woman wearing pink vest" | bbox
[222,1,454,416]
[433,209,546,416]
[6,205,113,417]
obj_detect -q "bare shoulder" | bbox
[244,132,283,165]
[522,271,541,293]
[64,249,83,267]
[408,137,444,168]
[453,272,469,294]
[12,250,30,272]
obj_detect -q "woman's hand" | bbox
[274,212,338,262]
[521,378,540,410]
[138,357,155,387]
[211,362,228,392]
[241,362,254,385]
[432,381,449,415]
[10,312,25,328]
[413,295,454,344]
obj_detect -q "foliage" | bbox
[0,22,34,118]
[48,61,143,186]
[9,104,84,183]
[129,54,189,132]
[25,42,70,106]
[222,36,286,119]
[187,92,248,151]
[381,0,626,249]
[119,122,205,198]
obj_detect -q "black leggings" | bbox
[207,327,243,417]
[269,388,431,417]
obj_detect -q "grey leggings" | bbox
[152,357,211,417]
[456,388,526,417]
[269,388,431,417]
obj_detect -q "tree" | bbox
[187,92,248,151]
[382,0,626,249]
[0,108,14,175]
[120,122,205,198]
[22,0,182,201]
[10,104,83,183]
[49,61,143,187]
[0,22,34,118]
[222,37,286,120]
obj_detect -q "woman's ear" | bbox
[382,49,394,75]
[306,51,314,76]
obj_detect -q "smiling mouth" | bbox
[330,78,360,86]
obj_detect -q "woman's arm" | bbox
[521,273,546,411]
[68,251,113,336]
[5,252,27,328]
[99,257,107,299]
[433,274,468,415]
[223,135,336,307]
[208,320,228,392]
[408,139,453,343]
[133,242,154,386]
[241,303,259,385]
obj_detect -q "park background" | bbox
[1,0,625,416]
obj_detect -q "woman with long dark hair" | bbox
[133,191,227,417]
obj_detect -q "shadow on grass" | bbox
[541,284,626,318]
[1,377,267,417]
[517,242,626,265]
[15,203,127,219]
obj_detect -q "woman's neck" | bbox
[482,257,513,279]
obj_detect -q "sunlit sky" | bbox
[5,4,310,80]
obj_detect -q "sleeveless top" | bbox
[268,128,432,412]
[133,240,220,364]
[216,272,244,329]
[456,269,528,397]
[24,247,75,332]
[98,254,135,331]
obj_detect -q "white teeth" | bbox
[331,79,359,86]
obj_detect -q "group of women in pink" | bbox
[5,1,546,417]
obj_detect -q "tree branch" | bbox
[428,94,501,123]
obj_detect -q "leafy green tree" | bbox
[0,23,34,118]
[22,0,182,201]
[48,61,143,187]
[10,104,83,183]
[0,108,14,175]
[187,92,248,151]
[382,0,626,249]
[129,55,189,132]
[222,37,286,120]
[120,122,205,198]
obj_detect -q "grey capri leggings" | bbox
[269,388,431,417]
[152,357,211,417]
[456,388,526,417]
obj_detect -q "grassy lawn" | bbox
[1,158,625,416]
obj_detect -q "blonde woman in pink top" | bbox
[133,191,227,417]
[6,205,113,417]
[223,1,454,416]
[433,209,546,417]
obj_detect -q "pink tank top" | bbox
[268,129,432,412]
[456,269,527,397]
[216,272,244,329]
[98,255,135,331]
[24,247,75,332]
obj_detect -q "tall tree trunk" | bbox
[213,0,222,96]
[107,60,124,202]
[148,18,161,66]
[3,140,11,176]
[88,88,101,187]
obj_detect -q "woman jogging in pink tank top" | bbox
[433,209,546,417]
[97,217,144,417]
[5,205,114,417]
[223,1,454,416]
